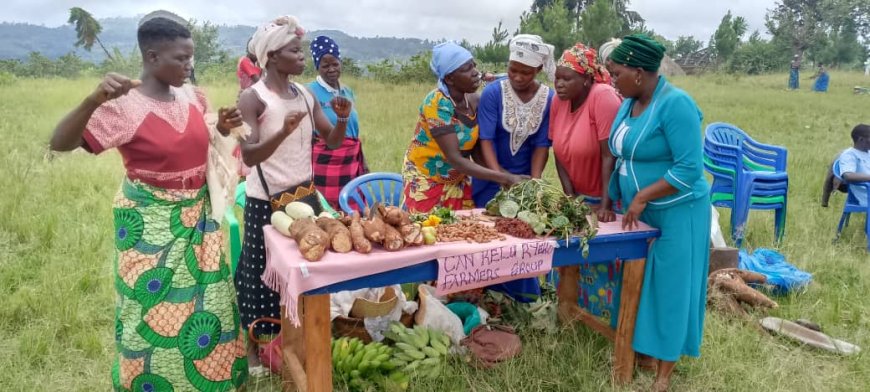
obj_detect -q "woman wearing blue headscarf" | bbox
[306,35,367,209]
[402,42,526,213]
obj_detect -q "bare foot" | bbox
[635,354,656,372]
[652,380,669,392]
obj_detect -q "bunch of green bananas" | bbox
[331,336,409,391]
[384,322,451,379]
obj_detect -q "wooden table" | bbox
[268,226,659,391]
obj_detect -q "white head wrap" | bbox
[508,34,556,82]
[598,38,622,62]
[249,15,305,69]
[138,10,188,28]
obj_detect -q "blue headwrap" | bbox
[430,42,473,94]
[310,35,340,69]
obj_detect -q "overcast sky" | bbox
[2,0,777,44]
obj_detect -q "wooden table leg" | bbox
[281,306,307,392]
[613,258,646,385]
[556,266,580,324]
[303,294,332,392]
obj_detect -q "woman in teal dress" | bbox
[605,34,711,392]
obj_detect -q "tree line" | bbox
[1,1,867,84]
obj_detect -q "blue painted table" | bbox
[273,223,659,391]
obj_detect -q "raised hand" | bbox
[89,73,140,104]
[217,106,243,134]
[282,110,308,136]
[330,96,352,119]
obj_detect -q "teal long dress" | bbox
[608,76,711,362]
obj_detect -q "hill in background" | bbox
[0,17,433,62]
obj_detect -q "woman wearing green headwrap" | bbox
[606,34,711,392]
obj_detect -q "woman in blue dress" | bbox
[606,34,711,391]
[473,34,555,207]
[473,34,555,302]
[812,63,830,93]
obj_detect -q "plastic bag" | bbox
[710,207,727,248]
[415,284,466,345]
[738,248,812,294]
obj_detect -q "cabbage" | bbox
[498,200,520,218]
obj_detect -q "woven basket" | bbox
[333,287,415,343]
[349,287,398,319]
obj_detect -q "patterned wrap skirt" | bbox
[112,179,247,391]
[234,197,282,337]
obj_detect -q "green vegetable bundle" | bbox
[485,179,598,254]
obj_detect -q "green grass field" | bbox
[1,72,868,391]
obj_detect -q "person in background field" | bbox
[607,34,711,392]
[839,124,870,207]
[471,34,555,302]
[812,63,830,93]
[472,34,555,208]
[306,35,367,210]
[865,57,870,76]
[237,39,262,90]
[402,42,525,213]
[49,11,248,390]
[235,15,352,376]
[789,54,801,90]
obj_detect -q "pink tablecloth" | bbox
[263,215,654,326]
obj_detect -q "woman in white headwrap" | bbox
[470,34,556,301]
[472,34,556,208]
[234,15,352,373]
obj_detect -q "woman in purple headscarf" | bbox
[305,35,366,209]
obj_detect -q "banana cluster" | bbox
[331,336,409,390]
[385,323,451,379]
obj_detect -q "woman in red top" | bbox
[550,43,622,222]
[49,12,248,390]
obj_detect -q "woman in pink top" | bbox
[235,15,352,373]
[550,43,623,339]
[550,43,622,222]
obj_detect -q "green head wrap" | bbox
[609,34,666,72]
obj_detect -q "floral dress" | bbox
[402,89,478,213]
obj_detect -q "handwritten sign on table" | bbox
[435,240,558,296]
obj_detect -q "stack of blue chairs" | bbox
[832,160,870,250]
[704,123,789,247]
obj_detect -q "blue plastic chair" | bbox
[338,172,404,214]
[223,182,247,276]
[704,123,789,246]
[832,160,870,250]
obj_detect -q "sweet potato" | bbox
[713,273,778,309]
[361,208,386,243]
[316,217,353,253]
[383,224,404,251]
[399,223,423,246]
[289,218,330,261]
[348,212,372,254]
[717,268,767,284]
[381,205,410,226]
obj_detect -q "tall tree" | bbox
[67,7,113,60]
[579,0,623,48]
[673,36,703,59]
[531,0,644,35]
[711,10,746,63]
[187,19,230,69]
[520,0,581,53]
[765,0,826,58]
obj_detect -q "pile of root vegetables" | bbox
[271,203,428,261]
